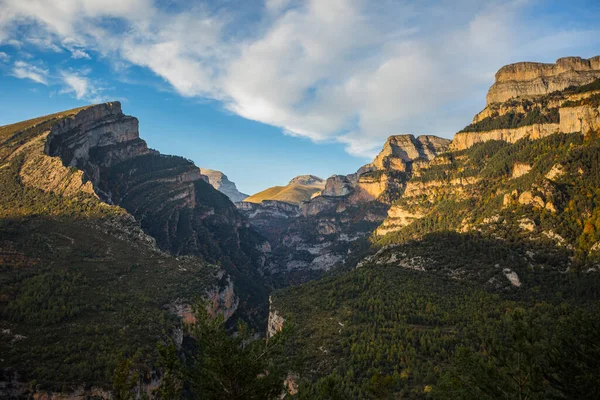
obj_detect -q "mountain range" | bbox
[1,55,600,398]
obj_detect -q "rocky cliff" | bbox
[486,56,600,104]
[199,168,248,203]
[452,57,600,151]
[41,102,271,328]
[0,105,246,396]
[239,134,449,285]
[366,135,451,172]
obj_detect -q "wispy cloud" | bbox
[0,51,9,62]
[60,70,105,102]
[0,0,599,157]
[11,60,48,84]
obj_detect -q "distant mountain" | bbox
[244,175,325,206]
[199,168,248,202]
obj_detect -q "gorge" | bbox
[1,55,600,399]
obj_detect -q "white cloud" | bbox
[11,60,48,84]
[0,51,9,62]
[60,70,105,102]
[0,0,599,157]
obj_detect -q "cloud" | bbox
[0,0,599,157]
[0,51,9,62]
[11,60,48,84]
[60,70,105,102]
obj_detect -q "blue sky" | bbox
[0,0,599,194]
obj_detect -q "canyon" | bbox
[2,54,600,398]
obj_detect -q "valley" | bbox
[1,55,600,399]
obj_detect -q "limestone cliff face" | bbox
[487,56,600,104]
[451,123,560,151]
[322,175,354,197]
[559,103,600,134]
[367,135,451,172]
[267,297,285,339]
[46,102,153,188]
[199,168,248,203]
[43,102,268,319]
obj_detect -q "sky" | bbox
[0,0,599,194]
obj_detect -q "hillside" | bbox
[244,175,325,206]
[267,57,600,398]
[0,104,266,397]
[1,54,600,399]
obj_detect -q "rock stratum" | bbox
[486,56,600,104]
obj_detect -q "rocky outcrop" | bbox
[288,175,325,187]
[559,103,600,134]
[322,175,354,197]
[376,205,424,236]
[486,56,600,105]
[40,102,268,323]
[451,123,560,150]
[267,297,285,338]
[199,168,248,203]
[46,102,154,187]
[366,135,450,172]
[511,162,532,179]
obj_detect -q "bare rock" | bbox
[487,56,600,104]
[199,168,248,203]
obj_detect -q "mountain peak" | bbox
[199,168,248,203]
[288,175,325,187]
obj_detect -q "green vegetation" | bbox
[114,301,290,400]
[562,93,600,108]
[563,78,600,95]
[459,108,560,133]
[0,109,220,392]
[383,133,600,262]
[273,255,600,398]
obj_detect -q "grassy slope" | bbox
[244,184,322,205]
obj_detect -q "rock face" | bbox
[267,297,285,338]
[559,104,600,134]
[367,135,451,172]
[199,168,248,203]
[46,102,154,188]
[451,123,560,150]
[486,56,600,104]
[322,175,354,197]
[240,134,448,284]
[45,102,269,319]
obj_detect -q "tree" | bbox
[113,353,138,400]
[186,300,288,399]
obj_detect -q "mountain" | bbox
[2,55,600,399]
[267,56,600,397]
[0,103,269,397]
[199,168,248,203]
[243,175,325,206]
[239,135,450,286]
